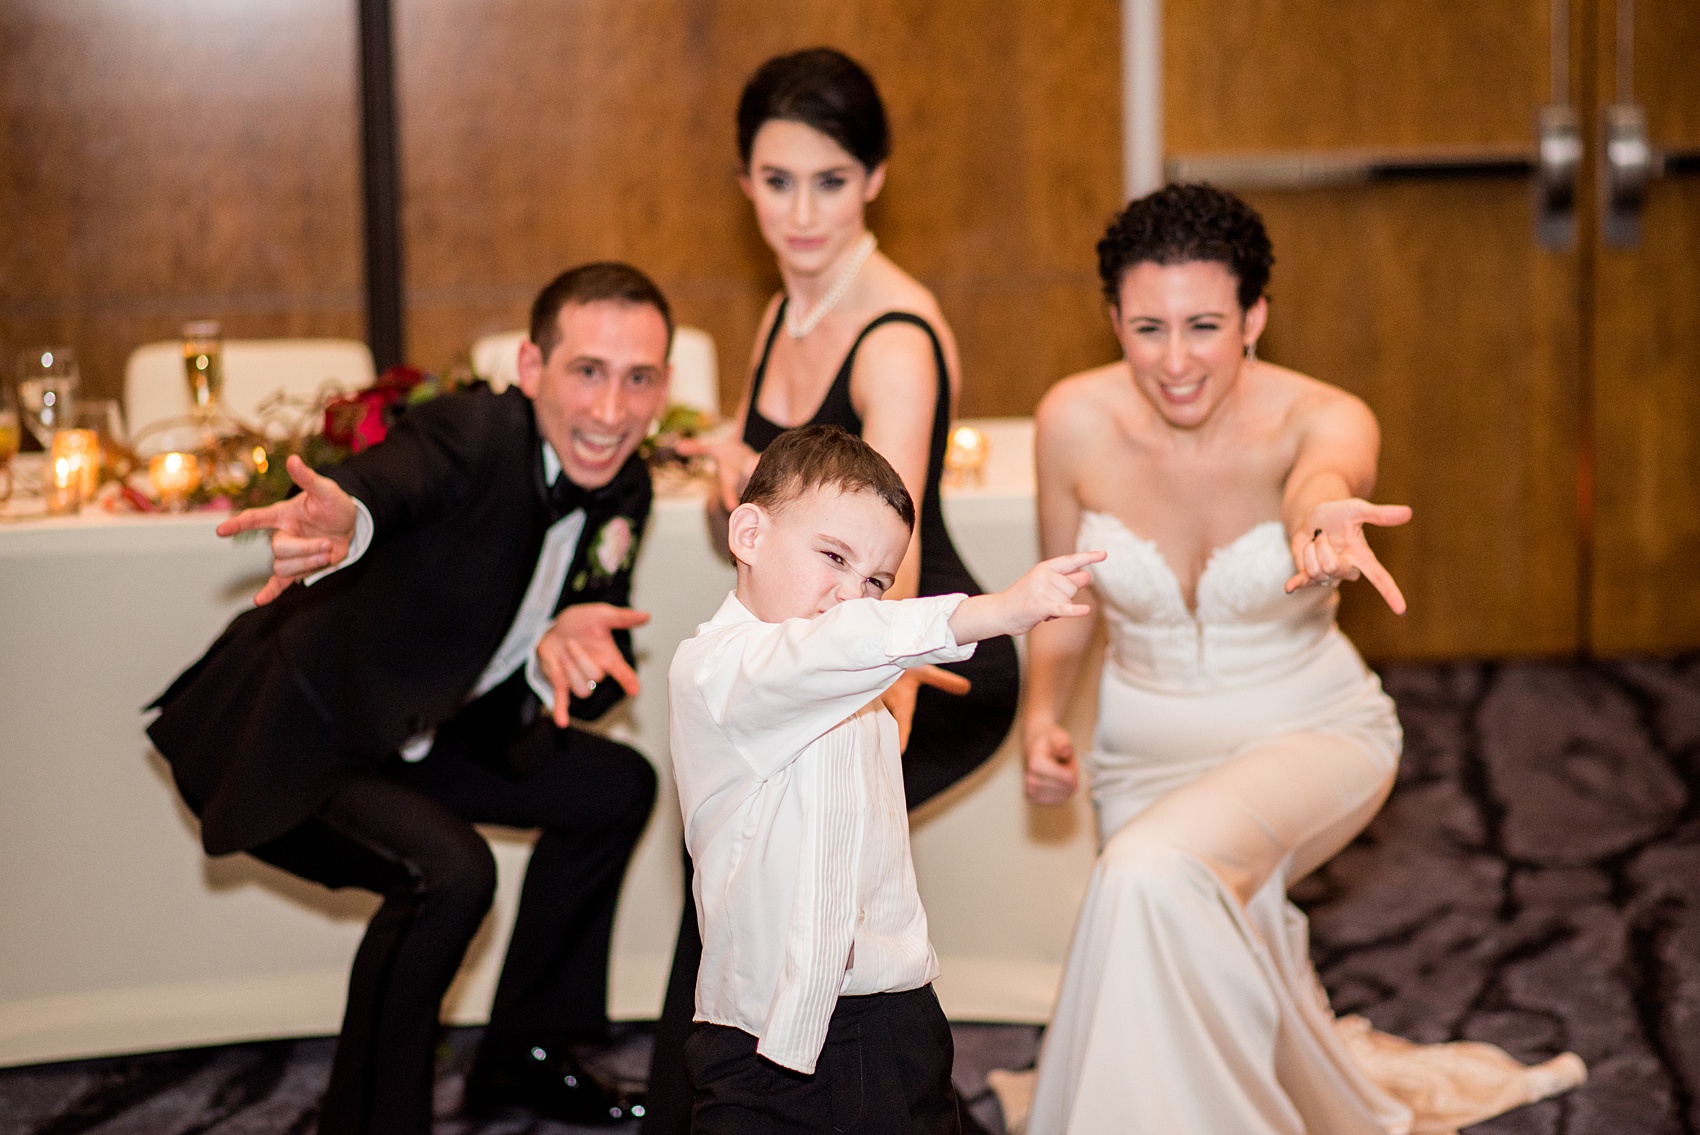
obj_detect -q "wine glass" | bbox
[0,384,19,502]
[17,346,79,450]
[182,321,223,422]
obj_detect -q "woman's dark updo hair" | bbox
[1097,183,1274,311]
[736,48,890,173]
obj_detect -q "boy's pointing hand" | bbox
[948,550,1106,645]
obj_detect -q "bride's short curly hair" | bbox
[1097,183,1274,311]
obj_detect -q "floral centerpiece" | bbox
[117,362,716,512]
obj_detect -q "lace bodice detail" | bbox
[1077,511,1339,690]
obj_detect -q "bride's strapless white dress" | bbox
[1023,513,1584,1135]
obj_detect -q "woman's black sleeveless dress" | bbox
[640,305,1020,1135]
[741,303,1020,805]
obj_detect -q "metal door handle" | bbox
[1602,103,1653,247]
[1537,106,1582,248]
[1656,148,1700,177]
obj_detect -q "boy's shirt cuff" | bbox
[882,592,975,666]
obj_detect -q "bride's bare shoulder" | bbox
[1038,363,1130,425]
[1036,363,1131,457]
[1256,362,1374,424]
[1258,368,1373,441]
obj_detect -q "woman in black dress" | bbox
[643,47,1019,1134]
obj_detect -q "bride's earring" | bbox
[1244,340,1258,364]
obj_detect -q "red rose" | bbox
[378,364,427,389]
[322,368,429,452]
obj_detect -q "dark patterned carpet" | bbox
[3,657,1697,1135]
[1295,658,1700,1135]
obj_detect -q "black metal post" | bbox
[357,0,404,371]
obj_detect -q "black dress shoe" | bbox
[464,1039,647,1125]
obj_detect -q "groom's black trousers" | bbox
[244,717,656,1135]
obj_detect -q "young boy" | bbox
[669,424,1103,1134]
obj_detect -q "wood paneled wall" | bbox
[1167,0,1548,149]
[4,1,1121,421]
[0,1,365,409]
[395,0,1124,417]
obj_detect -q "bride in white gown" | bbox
[1016,184,1585,1135]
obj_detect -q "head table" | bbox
[0,419,1102,1067]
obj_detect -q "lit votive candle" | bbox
[148,451,202,511]
[48,456,81,514]
[944,424,989,487]
[48,428,100,510]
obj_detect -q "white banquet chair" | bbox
[471,326,720,415]
[124,338,376,443]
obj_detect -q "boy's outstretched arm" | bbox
[948,550,1105,645]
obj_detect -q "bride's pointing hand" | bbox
[1285,498,1413,614]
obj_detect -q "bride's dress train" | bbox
[1019,513,1584,1135]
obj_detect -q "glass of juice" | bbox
[0,383,19,502]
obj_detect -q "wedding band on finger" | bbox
[585,679,597,693]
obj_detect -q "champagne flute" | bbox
[182,320,224,422]
[17,346,79,450]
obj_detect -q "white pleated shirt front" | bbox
[669,591,974,1073]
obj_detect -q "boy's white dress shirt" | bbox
[669,591,974,1073]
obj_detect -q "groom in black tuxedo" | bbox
[148,262,674,1133]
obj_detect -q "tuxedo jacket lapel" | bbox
[148,386,653,854]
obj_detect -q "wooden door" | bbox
[1165,1,1586,660]
[1588,0,1700,654]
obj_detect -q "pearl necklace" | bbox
[784,233,877,339]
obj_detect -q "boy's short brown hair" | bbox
[741,424,915,531]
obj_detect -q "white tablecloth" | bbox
[0,420,1101,1067]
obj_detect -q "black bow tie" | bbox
[541,447,638,523]
[547,470,589,521]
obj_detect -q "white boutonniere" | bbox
[573,515,636,591]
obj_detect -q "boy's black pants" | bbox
[684,984,962,1135]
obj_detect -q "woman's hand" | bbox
[882,671,921,752]
[1285,498,1413,614]
[677,436,760,512]
[881,665,972,752]
[1024,719,1079,804]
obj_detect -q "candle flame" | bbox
[950,425,986,453]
